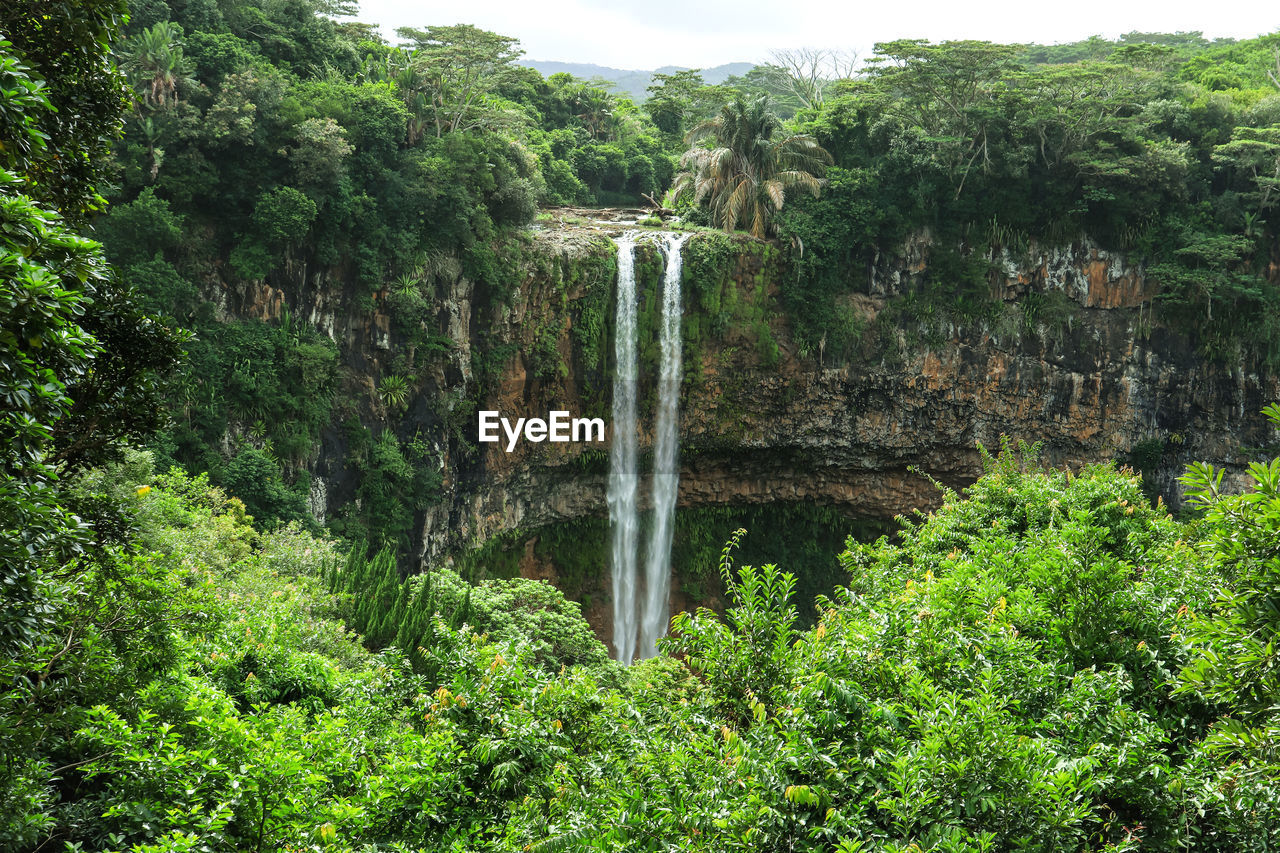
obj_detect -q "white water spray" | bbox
[608,231,688,662]
[639,232,690,658]
[607,234,640,664]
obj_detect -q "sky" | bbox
[347,0,1280,70]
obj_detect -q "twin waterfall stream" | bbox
[607,231,690,663]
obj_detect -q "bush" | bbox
[221,448,307,526]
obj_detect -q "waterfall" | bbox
[607,234,640,665]
[608,231,688,662]
[639,232,690,658]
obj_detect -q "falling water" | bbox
[608,231,689,662]
[639,232,690,658]
[607,234,640,664]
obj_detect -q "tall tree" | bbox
[673,94,831,238]
[644,69,729,142]
[0,0,130,220]
[121,21,192,109]
[764,47,860,111]
[0,7,184,655]
[395,24,523,137]
[865,40,1024,199]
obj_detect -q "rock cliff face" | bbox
[405,228,1276,570]
[212,219,1278,574]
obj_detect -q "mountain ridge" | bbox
[519,60,754,101]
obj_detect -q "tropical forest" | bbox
[5,0,1280,849]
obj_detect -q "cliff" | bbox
[406,225,1275,563]
[210,215,1278,620]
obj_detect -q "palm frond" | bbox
[763,179,786,210]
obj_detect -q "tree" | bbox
[573,86,615,141]
[0,0,130,220]
[0,15,183,653]
[395,24,524,137]
[673,94,831,238]
[253,185,318,248]
[0,170,104,649]
[644,69,729,142]
[1213,125,1280,215]
[645,69,705,137]
[865,40,1024,199]
[764,47,859,111]
[1177,403,1280,841]
[121,21,192,109]
[222,448,307,526]
[285,116,353,186]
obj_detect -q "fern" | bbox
[530,826,596,853]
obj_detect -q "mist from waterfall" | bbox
[639,232,690,658]
[607,234,640,665]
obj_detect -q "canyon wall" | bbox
[422,227,1277,567]
[213,219,1279,571]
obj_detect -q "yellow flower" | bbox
[135,485,152,496]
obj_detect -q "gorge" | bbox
[208,217,1279,652]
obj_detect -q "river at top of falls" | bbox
[607,230,689,663]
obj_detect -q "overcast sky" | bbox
[348,0,1280,69]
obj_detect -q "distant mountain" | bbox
[654,63,755,84]
[520,60,755,102]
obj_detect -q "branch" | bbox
[641,193,674,216]
[48,750,113,777]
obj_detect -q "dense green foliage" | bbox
[85,0,704,546]
[0,7,182,653]
[0,0,130,220]
[94,5,1280,565]
[9,440,1280,850]
[328,541,609,673]
[0,6,183,843]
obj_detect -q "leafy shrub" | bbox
[221,447,308,527]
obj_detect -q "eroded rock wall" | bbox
[414,229,1276,568]
[208,223,1278,570]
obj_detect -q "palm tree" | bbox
[122,22,190,109]
[672,94,832,238]
[574,87,615,141]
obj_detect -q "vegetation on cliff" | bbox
[779,37,1280,363]
[69,1,1280,553]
